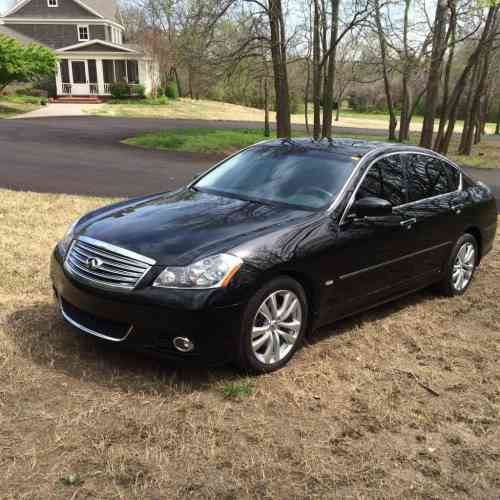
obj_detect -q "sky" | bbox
[0,0,12,16]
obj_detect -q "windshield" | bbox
[194,146,355,210]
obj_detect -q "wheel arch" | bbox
[251,267,322,332]
[464,226,483,263]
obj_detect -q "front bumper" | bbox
[50,248,246,364]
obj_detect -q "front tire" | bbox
[438,234,478,296]
[237,276,309,373]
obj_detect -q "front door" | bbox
[325,154,420,318]
[71,60,89,95]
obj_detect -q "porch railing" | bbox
[89,83,99,95]
[62,83,72,95]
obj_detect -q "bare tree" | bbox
[436,5,500,154]
[374,0,397,140]
[419,0,450,148]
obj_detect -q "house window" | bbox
[127,61,139,84]
[78,25,89,41]
[48,0,58,7]
[59,60,70,83]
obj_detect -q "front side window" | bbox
[195,146,355,210]
[406,154,458,202]
[356,155,406,206]
[48,0,58,7]
[78,25,89,41]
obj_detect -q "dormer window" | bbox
[48,0,58,6]
[78,25,89,41]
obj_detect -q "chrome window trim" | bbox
[339,150,463,225]
[59,298,133,343]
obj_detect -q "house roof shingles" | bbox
[1,0,120,23]
[0,23,45,45]
[79,0,120,22]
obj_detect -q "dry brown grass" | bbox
[1,188,499,499]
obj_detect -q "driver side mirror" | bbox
[352,197,393,218]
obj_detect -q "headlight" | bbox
[153,253,242,289]
[59,218,80,255]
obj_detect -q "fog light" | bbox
[173,337,195,353]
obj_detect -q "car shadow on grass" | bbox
[4,287,436,393]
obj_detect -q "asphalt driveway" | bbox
[0,117,498,210]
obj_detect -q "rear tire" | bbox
[236,276,309,373]
[438,234,478,297]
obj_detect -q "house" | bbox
[0,0,158,98]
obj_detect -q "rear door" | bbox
[398,153,463,278]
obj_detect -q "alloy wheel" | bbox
[452,242,475,292]
[251,290,303,365]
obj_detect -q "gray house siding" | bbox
[89,24,105,41]
[7,23,105,48]
[6,0,99,19]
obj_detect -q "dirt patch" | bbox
[1,189,499,499]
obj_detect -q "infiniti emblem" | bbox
[86,257,103,270]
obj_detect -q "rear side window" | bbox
[406,154,459,202]
[356,155,406,206]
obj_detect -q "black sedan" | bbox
[51,139,497,372]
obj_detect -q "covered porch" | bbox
[56,57,145,97]
[54,41,155,97]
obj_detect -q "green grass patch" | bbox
[222,382,254,399]
[124,128,274,154]
[108,97,171,106]
[0,96,42,118]
[123,127,499,168]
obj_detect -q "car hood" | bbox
[78,189,313,266]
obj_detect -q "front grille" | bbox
[60,296,132,341]
[64,236,155,290]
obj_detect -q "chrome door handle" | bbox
[400,218,417,229]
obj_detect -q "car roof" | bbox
[255,137,436,160]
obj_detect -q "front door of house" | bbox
[71,60,89,95]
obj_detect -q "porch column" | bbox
[68,58,74,86]
[96,59,105,95]
[55,59,63,96]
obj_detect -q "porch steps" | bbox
[52,96,104,104]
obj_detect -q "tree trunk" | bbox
[374,0,397,141]
[321,0,340,138]
[188,66,194,99]
[312,0,322,139]
[420,0,449,148]
[496,102,500,135]
[264,78,270,137]
[459,44,493,155]
[399,0,412,142]
[304,58,311,134]
[434,11,456,150]
[268,0,291,138]
[335,103,340,121]
[173,67,182,98]
[458,61,480,154]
